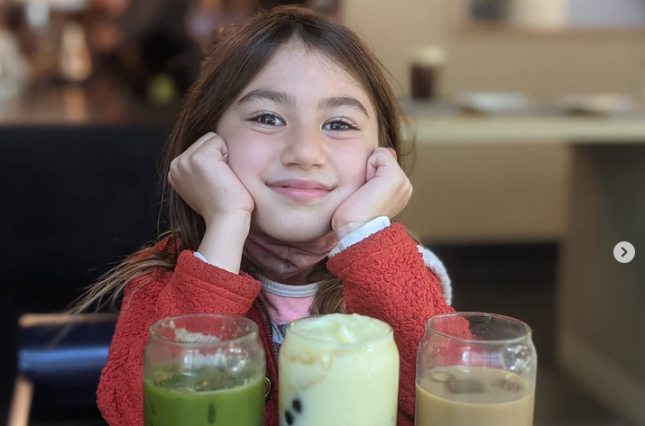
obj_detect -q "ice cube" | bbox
[430,370,455,383]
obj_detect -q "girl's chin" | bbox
[253,217,334,243]
[250,202,339,242]
[263,225,334,243]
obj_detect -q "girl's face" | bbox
[216,41,380,242]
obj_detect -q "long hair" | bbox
[74,5,411,315]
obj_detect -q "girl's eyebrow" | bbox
[236,89,370,119]
[238,89,296,108]
[319,97,369,119]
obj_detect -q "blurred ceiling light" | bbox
[15,0,89,13]
[25,2,50,31]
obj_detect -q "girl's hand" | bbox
[168,132,255,225]
[331,148,412,240]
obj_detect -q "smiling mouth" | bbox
[268,185,332,202]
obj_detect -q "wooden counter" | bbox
[405,104,645,144]
[0,84,179,126]
[405,103,645,426]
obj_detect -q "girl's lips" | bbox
[269,186,331,202]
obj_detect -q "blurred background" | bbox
[1,0,644,425]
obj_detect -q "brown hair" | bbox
[74,5,411,315]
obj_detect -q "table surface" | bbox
[404,101,645,144]
[0,83,179,127]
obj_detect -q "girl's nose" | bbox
[280,126,328,170]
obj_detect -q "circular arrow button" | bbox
[614,242,635,264]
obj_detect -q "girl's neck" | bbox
[245,258,326,286]
[260,266,316,285]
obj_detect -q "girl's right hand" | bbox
[168,132,255,225]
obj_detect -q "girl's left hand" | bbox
[331,147,413,240]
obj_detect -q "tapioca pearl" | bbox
[285,410,294,425]
[292,399,302,413]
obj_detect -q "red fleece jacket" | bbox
[97,223,454,426]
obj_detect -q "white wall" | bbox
[343,0,645,102]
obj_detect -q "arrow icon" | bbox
[614,242,635,264]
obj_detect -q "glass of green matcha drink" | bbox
[143,314,266,426]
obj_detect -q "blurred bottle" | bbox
[0,27,30,101]
[410,46,446,101]
[25,1,58,79]
[59,21,92,82]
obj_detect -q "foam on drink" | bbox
[279,313,400,426]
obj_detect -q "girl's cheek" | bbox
[227,134,263,164]
[227,145,256,178]
[340,168,367,192]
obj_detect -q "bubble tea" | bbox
[279,314,400,426]
[415,313,537,426]
[143,314,266,426]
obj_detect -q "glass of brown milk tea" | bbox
[415,312,537,426]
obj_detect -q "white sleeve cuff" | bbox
[193,251,210,264]
[328,216,391,258]
[417,246,452,306]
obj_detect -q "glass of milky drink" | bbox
[143,314,266,426]
[279,313,400,426]
[416,312,537,426]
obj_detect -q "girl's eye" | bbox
[251,113,285,127]
[324,120,358,132]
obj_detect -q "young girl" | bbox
[90,6,454,426]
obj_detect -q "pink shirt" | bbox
[257,275,318,325]
[256,274,320,350]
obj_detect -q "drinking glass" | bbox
[279,313,400,426]
[416,312,537,426]
[143,314,266,426]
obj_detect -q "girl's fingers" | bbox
[220,139,229,163]
[366,149,388,181]
[387,147,397,161]
[365,152,378,182]
[368,148,396,174]
[196,135,229,163]
[182,132,219,157]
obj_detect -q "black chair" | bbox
[8,314,118,426]
[1,124,170,424]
